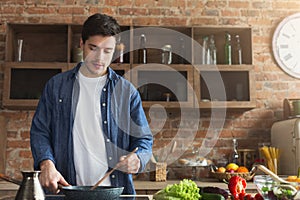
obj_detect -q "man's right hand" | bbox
[39,160,69,194]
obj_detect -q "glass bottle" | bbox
[138,34,147,64]
[16,39,23,62]
[230,138,239,164]
[234,34,242,65]
[202,36,209,64]
[115,42,125,63]
[161,44,172,64]
[72,45,83,63]
[224,32,232,65]
[179,37,186,64]
[208,34,217,65]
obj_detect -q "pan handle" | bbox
[0,173,22,185]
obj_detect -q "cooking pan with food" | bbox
[0,173,124,200]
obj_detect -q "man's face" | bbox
[80,35,116,78]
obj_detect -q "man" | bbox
[30,13,153,194]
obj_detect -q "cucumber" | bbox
[201,192,225,200]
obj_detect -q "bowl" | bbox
[253,175,299,200]
[210,166,255,181]
[253,175,276,199]
[211,171,255,182]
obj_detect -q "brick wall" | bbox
[0,0,300,179]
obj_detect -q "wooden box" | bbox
[150,162,167,182]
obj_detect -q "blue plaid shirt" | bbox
[30,63,153,194]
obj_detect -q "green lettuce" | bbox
[153,179,201,200]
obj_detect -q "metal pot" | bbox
[0,171,45,200]
[61,185,124,200]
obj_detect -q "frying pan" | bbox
[60,185,124,200]
[0,173,124,200]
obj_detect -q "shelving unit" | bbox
[194,65,256,109]
[3,23,256,110]
[131,64,194,108]
[3,62,68,109]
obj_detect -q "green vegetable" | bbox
[201,192,225,200]
[153,179,201,200]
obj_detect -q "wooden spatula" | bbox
[91,147,139,190]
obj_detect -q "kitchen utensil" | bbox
[0,173,22,185]
[1,171,45,200]
[150,154,157,163]
[255,164,300,198]
[91,147,138,190]
[164,141,177,162]
[255,164,297,186]
[61,186,124,200]
[15,171,45,200]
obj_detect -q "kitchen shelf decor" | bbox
[3,23,255,110]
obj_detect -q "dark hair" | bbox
[81,13,121,43]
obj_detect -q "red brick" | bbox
[228,1,250,8]
[7,140,30,149]
[134,0,158,7]
[220,17,244,25]
[19,150,32,158]
[25,7,55,14]
[120,8,148,16]
[21,159,33,169]
[105,0,132,7]
[148,8,162,16]
[221,10,240,17]
[41,15,73,24]
[191,17,218,26]
[195,130,207,138]
[7,131,17,138]
[132,17,160,26]
[20,131,30,140]
[273,2,300,9]
[206,1,226,8]
[57,7,74,15]
[27,17,42,23]
[241,10,261,17]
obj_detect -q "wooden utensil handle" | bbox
[91,147,139,190]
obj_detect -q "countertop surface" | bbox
[0,179,257,200]
[133,179,256,191]
[0,178,256,191]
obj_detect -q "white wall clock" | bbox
[272,12,300,79]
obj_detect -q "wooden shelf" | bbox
[194,65,256,109]
[3,23,255,110]
[131,64,194,108]
[192,26,252,65]
[3,62,68,109]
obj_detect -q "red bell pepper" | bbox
[228,175,247,200]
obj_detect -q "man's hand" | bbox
[117,153,140,174]
[39,160,69,194]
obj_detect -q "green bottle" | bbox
[224,32,232,65]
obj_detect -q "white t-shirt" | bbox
[73,71,111,186]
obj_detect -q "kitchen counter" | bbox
[134,179,256,194]
[0,179,256,199]
[0,180,18,200]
